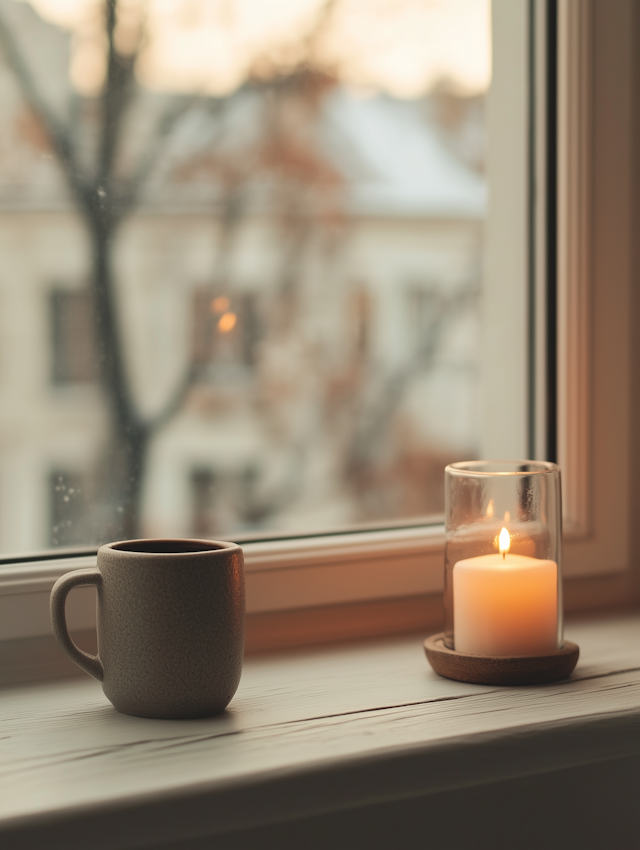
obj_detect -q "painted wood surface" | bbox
[1,615,640,849]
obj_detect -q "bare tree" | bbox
[0,1,205,538]
[0,0,478,540]
[0,0,344,540]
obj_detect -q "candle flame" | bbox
[499,526,510,558]
[486,499,494,518]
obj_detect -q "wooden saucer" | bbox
[424,633,580,685]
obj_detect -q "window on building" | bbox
[50,289,98,385]
[49,470,89,546]
[191,468,217,537]
[191,291,262,371]
[190,465,266,537]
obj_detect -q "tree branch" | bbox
[346,288,479,474]
[0,8,87,204]
[146,362,197,434]
[117,95,203,215]
[145,169,248,434]
[301,0,340,62]
[98,0,138,187]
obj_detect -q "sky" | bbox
[27,0,491,98]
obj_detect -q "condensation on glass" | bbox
[444,461,563,656]
[0,0,490,551]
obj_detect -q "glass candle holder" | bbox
[444,460,562,657]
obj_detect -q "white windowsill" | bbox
[1,613,639,849]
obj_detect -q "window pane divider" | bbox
[557,0,593,537]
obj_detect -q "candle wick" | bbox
[502,552,505,560]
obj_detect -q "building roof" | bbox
[0,0,486,221]
[320,88,486,219]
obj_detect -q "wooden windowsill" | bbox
[2,613,640,849]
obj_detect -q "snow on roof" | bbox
[320,88,486,219]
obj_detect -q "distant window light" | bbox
[192,291,263,370]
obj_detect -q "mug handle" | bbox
[50,568,104,682]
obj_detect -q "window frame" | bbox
[0,0,638,652]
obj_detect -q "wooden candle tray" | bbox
[424,633,580,685]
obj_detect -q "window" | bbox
[190,466,261,536]
[50,289,98,384]
[0,0,490,552]
[49,470,89,546]
[190,468,217,537]
[192,290,262,371]
[0,0,637,648]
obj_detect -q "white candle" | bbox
[453,528,557,656]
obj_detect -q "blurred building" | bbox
[0,0,485,551]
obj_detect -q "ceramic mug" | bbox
[50,538,245,719]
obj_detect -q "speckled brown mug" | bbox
[50,539,245,719]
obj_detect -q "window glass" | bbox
[0,0,490,551]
